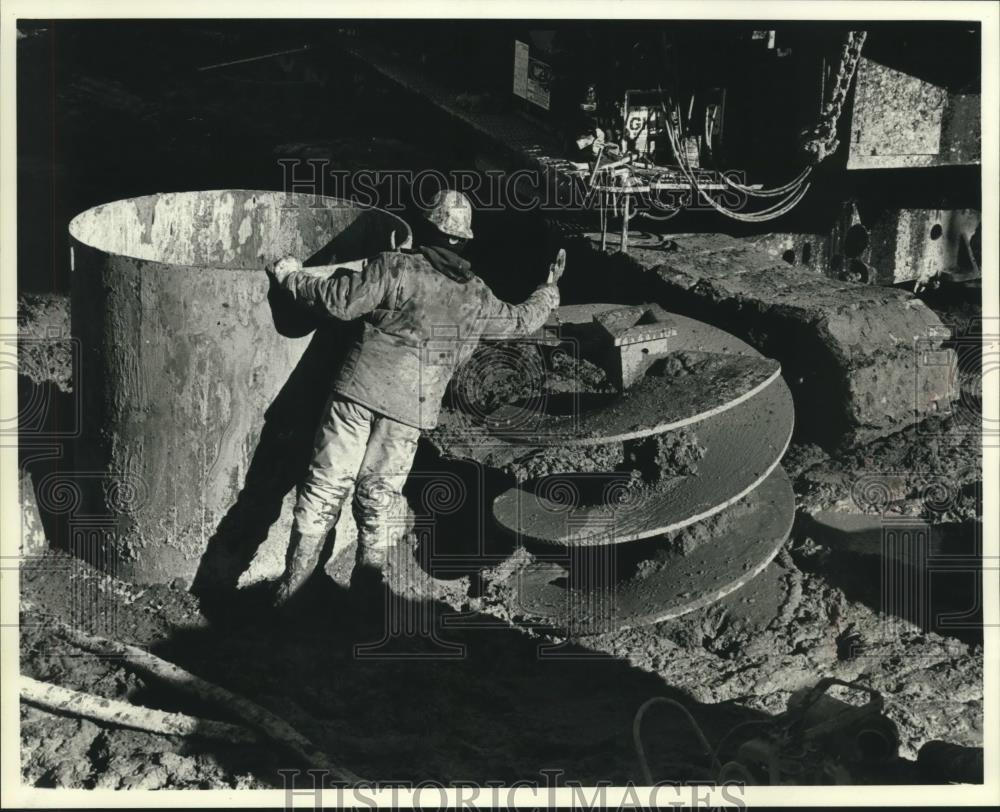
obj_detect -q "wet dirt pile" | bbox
[447,342,616,417]
[471,545,540,625]
[445,343,614,422]
[623,429,706,484]
[581,544,982,762]
[641,486,761,560]
[448,343,548,415]
[17,292,73,392]
[788,414,982,521]
[546,346,617,395]
[652,350,712,379]
[502,428,706,488]
[21,547,768,788]
[430,345,615,456]
[504,442,625,483]
[461,529,982,766]
[442,339,709,493]
[19,559,272,789]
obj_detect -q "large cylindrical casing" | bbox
[69,190,410,585]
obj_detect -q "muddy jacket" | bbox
[278,247,559,429]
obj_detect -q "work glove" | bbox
[265,256,302,283]
[546,248,567,285]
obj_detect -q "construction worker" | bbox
[266,190,564,606]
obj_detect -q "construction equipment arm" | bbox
[270,253,395,322]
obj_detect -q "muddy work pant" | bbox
[294,394,421,558]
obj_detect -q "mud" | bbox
[502,428,706,489]
[429,344,617,473]
[17,293,73,392]
[448,343,549,415]
[448,343,616,418]
[644,485,761,559]
[581,545,982,762]
[504,442,625,483]
[27,547,776,787]
[431,346,616,463]
[624,429,707,484]
[502,351,778,446]
[493,378,793,545]
[21,706,266,790]
[473,546,541,625]
[20,431,981,785]
[789,414,982,520]
[547,345,616,394]
[19,557,273,789]
[457,533,982,766]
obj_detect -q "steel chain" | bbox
[801,30,867,163]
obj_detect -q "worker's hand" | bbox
[266,256,302,283]
[546,248,566,285]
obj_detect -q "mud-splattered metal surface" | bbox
[864,208,981,286]
[848,57,980,169]
[69,190,410,585]
[488,466,794,634]
[492,374,794,545]
[486,352,781,446]
[429,305,774,467]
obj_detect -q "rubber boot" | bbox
[272,528,327,609]
[349,543,391,611]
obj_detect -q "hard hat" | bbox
[424,190,474,240]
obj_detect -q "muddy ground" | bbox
[16,290,983,789]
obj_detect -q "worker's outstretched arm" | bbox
[480,283,560,339]
[269,253,394,322]
[479,248,565,339]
